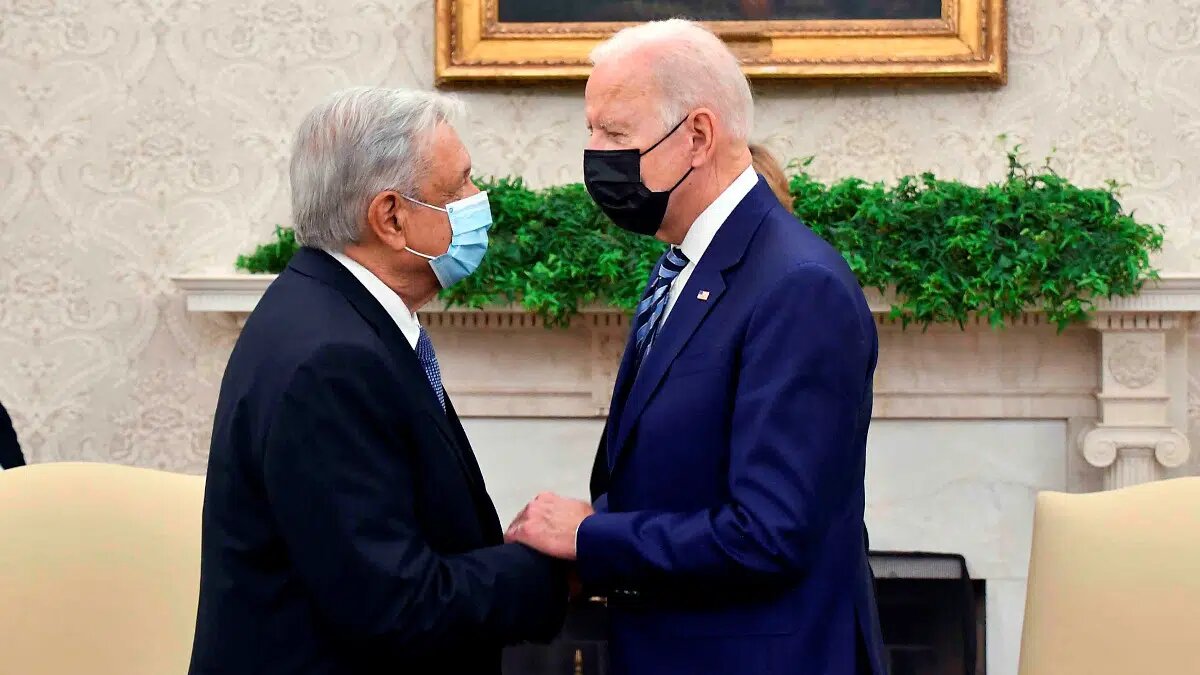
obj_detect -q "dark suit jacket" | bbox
[0,400,24,469]
[189,247,566,675]
[581,179,888,675]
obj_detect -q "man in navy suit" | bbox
[506,20,888,675]
[189,88,567,675]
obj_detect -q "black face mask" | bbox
[583,117,695,237]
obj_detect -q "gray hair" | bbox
[289,87,464,250]
[590,19,754,141]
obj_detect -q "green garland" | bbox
[236,150,1163,330]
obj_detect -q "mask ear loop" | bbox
[401,194,448,213]
[640,116,690,157]
[397,193,449,260]
[404,246,438,261]
[666,166,695,192]
[642,117,695,193]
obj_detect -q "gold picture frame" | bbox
[435,0,1006,84]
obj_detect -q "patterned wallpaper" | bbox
[1,0,1199,471]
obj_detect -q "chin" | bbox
[654,225,684,246]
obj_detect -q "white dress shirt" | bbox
[325,249,422,350]
[662,164,759,322]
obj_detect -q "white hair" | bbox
[590,19,754,141]
[289,87,464,250]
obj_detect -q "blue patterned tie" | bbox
[415,327,446,411]
[633,247,690,369]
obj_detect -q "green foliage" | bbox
[790,149,1163,331]
[236,225,296,274]
[234,149,1163,331]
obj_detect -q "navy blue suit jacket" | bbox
[189,248,566,675]
[0,400,24,469]
[579,180,887,675]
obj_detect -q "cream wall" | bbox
[2,0,1200,470]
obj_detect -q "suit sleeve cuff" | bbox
[575,511,637,589]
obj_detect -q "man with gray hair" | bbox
[190,87,567,675]
[507,20,888,675]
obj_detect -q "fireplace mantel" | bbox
[173,272,1200,490]
[173,272,1200,316]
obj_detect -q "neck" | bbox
[340,244,440,311]
[658,146,752,246]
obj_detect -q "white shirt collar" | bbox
[678,164,759,264]
[324,249,422,349]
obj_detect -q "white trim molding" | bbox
[173,273,1200,317]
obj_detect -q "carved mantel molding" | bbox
[1077,312,1192,489]
[173,273,1200,490]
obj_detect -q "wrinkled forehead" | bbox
[585,60,659,131]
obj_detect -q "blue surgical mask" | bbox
[402,190,492,288]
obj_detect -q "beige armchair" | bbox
[0,462,204,674]
[1019,476,1200,675]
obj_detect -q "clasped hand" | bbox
[504,492,594,561]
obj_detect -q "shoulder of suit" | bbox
[245,278,395,372]
[259,268,367,327]
[746,205,840,266]
[743,211,867,303]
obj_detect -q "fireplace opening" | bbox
[871,552,985,675]
[504,552,984,675]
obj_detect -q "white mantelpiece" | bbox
[172,272,1200,490]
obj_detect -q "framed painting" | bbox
[435,0,1005,84]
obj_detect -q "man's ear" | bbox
[687,108,718,167]
[367,190,408,251]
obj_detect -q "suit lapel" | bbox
[287,248,486,505]
[609,267,726,467]
[608,179,778,470]
[444,395,504,541]
[605,286,651,470]
[442,395,489,497]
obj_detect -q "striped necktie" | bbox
[633,247,690,369]
[415,327,446,411]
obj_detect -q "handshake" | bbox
[504,492,595,561]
